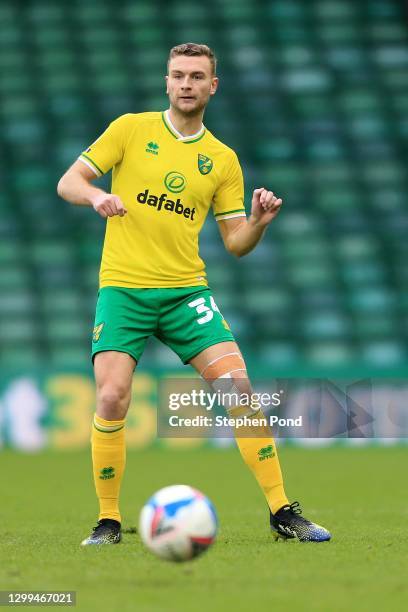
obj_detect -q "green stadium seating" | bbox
[0,0,407,370]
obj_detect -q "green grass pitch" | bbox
[1,446,407,611]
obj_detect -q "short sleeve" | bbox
[78,114,131,176]
[212,151,246,221]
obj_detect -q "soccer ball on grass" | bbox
[139,484,217,562]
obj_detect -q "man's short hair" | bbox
[168,43,217,75]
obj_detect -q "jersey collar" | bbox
[162,110,206,143]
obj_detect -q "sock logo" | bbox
[99,466,115,480]
[258,445,275,461]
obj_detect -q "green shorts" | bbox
[92,286,235,365]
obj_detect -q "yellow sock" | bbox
[91,414,126,523]
[234,409,289,514]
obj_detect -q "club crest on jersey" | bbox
[198,154,213,175]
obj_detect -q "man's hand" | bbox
[91,193,128,218]
[250,187,283,227]
[218,187,284,257]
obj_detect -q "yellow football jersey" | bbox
[79,111,246,288]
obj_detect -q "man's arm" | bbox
[57,160,127,218]
[217,188,282,257]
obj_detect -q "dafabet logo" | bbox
[136,189,196,220]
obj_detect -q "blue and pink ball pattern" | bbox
[139,484,218,562]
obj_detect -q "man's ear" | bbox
[165,75,169,94]
[210,77,219,96]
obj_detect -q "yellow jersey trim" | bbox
[214,207,246,218]
[79,153,104,176]
[161,111,206,144]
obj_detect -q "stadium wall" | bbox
[1,366,405,450]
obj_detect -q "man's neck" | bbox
[167,107,204,138]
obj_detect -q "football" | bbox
[139,485,218,562]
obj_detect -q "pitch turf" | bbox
[1,446,407,611]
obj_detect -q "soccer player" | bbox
[57,43,331,545]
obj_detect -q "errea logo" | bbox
[99,466,115,480]
[146,141,159,155]
[258,445,275,461]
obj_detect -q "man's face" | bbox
[166,55,218,116]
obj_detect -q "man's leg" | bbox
[189,341,331,542]
[189,341,289,514]
[81,350,135,545]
